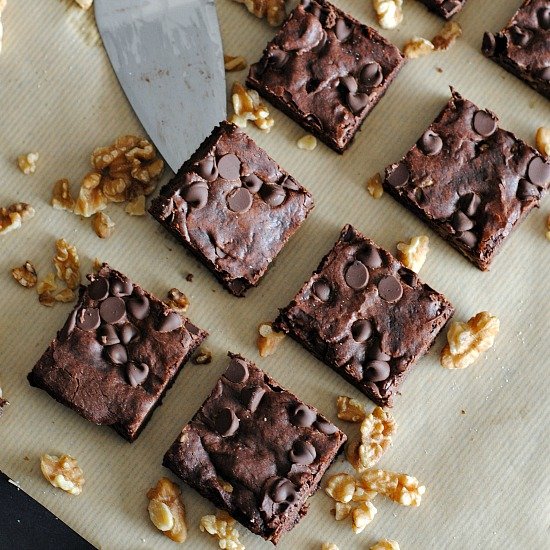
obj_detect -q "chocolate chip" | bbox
[340,75,357,93]
[98,324,119,346]
[260,184,286,207]
[312,280,331,301]
[360,62,383,88]
[215,407,239,437]
[335,18,352,41]
[60,308,78,341]
[527,156,550,187]
[289,440,316,465]
[458,230,478,248]
[290,404,316,427]
[127,296,150,320]
[364,360,390,382]
[158,312,183,333]
[311,30,327,53]
[387,162,409,188]
[197,155,218,181]
[517,179,540,200]
[76,308,100,331]
[378,275,403,302]
[217,154,241,180]
[367,340,391,361]
[224,358,249,384]
[346,92,369,114]
[537,7,550,30]
[356,245,382,268]
[313,417,338,435]
[281,176,300,191]
[105,343,127,365]
[451,211,474,232]
[110,278,133,298]
[418,130,443,156]
[88,277,109,301]
[398,267,417,287]
[473,110,497,137]
[441,0,459,13]
[241,386,265,413]
[538,66,550,82]
[119,322,139,344]
[242,174,263,193]
[99,296,126,324]
[509,25,531,47]
[459,192,481,217]
[268,48,290,69]
[126,362,149,387]
[351,319,372,343]
[227,187,253,213]
[345,261,369,290]
[481,32,496,55]
[183,183,208,209]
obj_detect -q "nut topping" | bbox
[146,477,188,543]
[40,454,84,496]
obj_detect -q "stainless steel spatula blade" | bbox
[94,0,226,173]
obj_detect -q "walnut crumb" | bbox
[333,501,352,520]
[17,152,39,175]
[0,203,35,235]
[40,454,84,495]
[74,0,93,9]
[536,127,550,157]
[224,54,247,72]
[200,511,245,550]
[360,469,425,507]
[36,273,58,307]
[193,347,213,365]
[92,212,115,239]
[229,82,274,132]
[147,478,187,543]
[371,540,400,550]
[325,473,356,503]
[297,135,317,151]
[396,235,430,273]
[404,37,435,59]
[373,0,403,29]
[11,261,38,288]
[166,288,189,313]
[257,322,285,357]
[352,500,377,533]
[51,179,76,212]
[125,194,146,216]
[367,173,384,199]
[432,21,462,50]
[337,396,368,422]
[232,0,286,26]
[54,239,80,290]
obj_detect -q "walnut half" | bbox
[373,0,403,29]
[397,235,430,273]
[11,261,38,288]
[40,454,84,495]
[147,478,187,543]
[0,203,35,235]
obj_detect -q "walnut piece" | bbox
[367,173,384,199]
[37,273,58,307]
[0,203,35,235]
[74,173,107,217]
[125,195,146,216]
[441,311,500,370]
[74,0,93,9]
[352,501,377,534]
[232,0,286,26]
[200,511,245,550]
[360,469,425,507]
[51,179,76,212]
[536,127,550,157]
[193,347,213,365]
[224,54,247,72]
[229,82,274,132]
[325,473,356,503]
[257,322,285,357]
[297,135,317,151]
[371,540,400,550]
[432,21,462,50]
[321,544,340,550]
[54,239,80,290]
[333,501,352,520]
[337,396,368,422]
[55,288,76,303]
[147,478,187,543]
[11,261,38,288]
[17,152,39,175]
[166,288,189,313]
[0,0,6,55]
[92,212,115,239]
[404,37,435,59]
[396,235,430,273]
[372,0,403,30]
[40,454,84,496]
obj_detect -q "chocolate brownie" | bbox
[28,264,207,442]
[383,89,550,270]
[163,353,346,544]
[273,225,454,407]
[149,122,314,297]
[416,0,467,19]
[482,0,550,99]
[246,0,405,153]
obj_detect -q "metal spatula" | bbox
[94,0,227,173]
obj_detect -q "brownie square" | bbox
[416,0,467,19]
[247,0,405,153]
[482,0,550,99]
[163,353,346,544]
[149,122,314,297]
[273,225,454,407]
[383,89,550,270]
[28,264,207,442]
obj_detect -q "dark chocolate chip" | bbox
[312,280,331,301]
[473,110,497,137]
[351,319,372,343]
[345,261,369,290]
[76,308,100,331]
[346,92,369,115]
[260,184,286,207]
[367,340,391,361]
[418,130,443,156]
[311,30,327,53]
[517,179,540,200]
[105,343,127,365]
[335,18,352,41]
[538,67,550,82]
[356,245,382,268]
[183,183,208,209]
[537,7,550,30]
[224,358,249,384]
[110,278,133,298]
[387,162,409,188]
[290,404,316,427]
[158,312,183,333]
[227,187,253,213]
[481,32,496,55]
[126,362,149,387]
[289,440,316,465]
[271,478,296,503]
[217,154,241,180]
[451,211,474,232]
[127,296,150,320]
[527,156,550,186]
[340,75,357,93]
[509,25,531,47]
[281,176,300,191]
[459,192,481,217]
[120,322,139,344]
[215,407,239,437]
[98,324,119,346]
[378,275,403,302]
[241,386,265,413]
[268,48,290,69]
[364,360,390,382]
[99,296,126,324]
[88,277,109,301]
[398,267,417,287]
[242,174,263,193]
[197,155,218,181]
[360,62,383,88]
[60,308,78,341]
[458,230,478,248]
[313,417,338,435]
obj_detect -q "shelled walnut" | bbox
[373,0,403,30]
[360,469,425,507]
[371,540,400,550]
[200,511,245,550]
[404,37,435,59]
[257,322,285,357]
[147,477,187,543]
[229,82,274,132]
[40,454,84,495]
[224,54,247,72]
[52,179,76,212]
[54,239,80,290]
[0,203,35,235]
[232,0,286,26]
[396,236,430,273]
[92,212,115,239]
[432,21,462,51]
[17,152,39,175]
[166,288,189,313]
[367,173,384,199]
[11,261,38,288]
